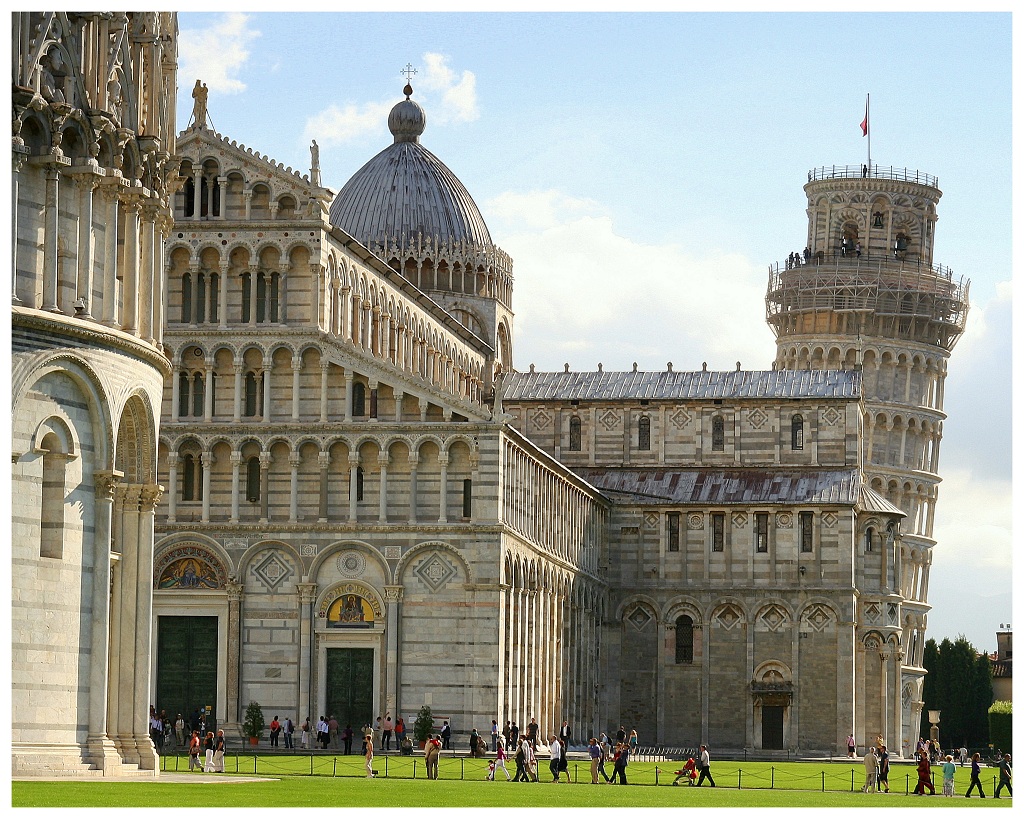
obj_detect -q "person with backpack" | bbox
[283,717,294,749]
[188,731,202,772]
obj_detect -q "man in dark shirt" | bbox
[527,718,539,751]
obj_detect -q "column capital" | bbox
[140,483,164,510]
[230,451,244,466]
[383,585,404,603]
[226,579,244,601]
[318,452,331,467]
[289,454,302,468]
[297,582,319,604]
[259,452,272,467]
[94,470,123,501]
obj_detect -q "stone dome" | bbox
[329,85,494,250]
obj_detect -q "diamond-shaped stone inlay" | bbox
[865,602,881,623]
[532,408,552,430]
[627,607,652,631]
[821,511,839,528]
[337,551,365,578]
[732,512,748,528]
[759,604,789,632]
[252,551,292,591]
[644,512,659,529]
[669,408,692,430]
[821,407,842,426]
[413,553,458,593]
[599,409,620,431]
[688,513,704,530]
[803,604,834,632]
[748,408,768,429]
[715,604,743,630]
[775,512,793,529]
[887,603,900,625]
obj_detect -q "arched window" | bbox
[39,432,66,559]
[192,371,204,417]
[209,273,219,323]
[791,414,804,450]
[183,176,196,218]
[675,615,694,664]
[244,371,259,417]
[241,272,252,322]
[195,271,206,323]
[256,271,267,322]
[865,527,875,552]
[711,415,725,451]
[569,416,582,451]
[269,272,280,322]
[356,466,364,501]
[638,416,651,451]
[182,453,196,500]
[181,272,192,322]
[352,381,366,417]
[178,371,191,417]
[245,456,261,503]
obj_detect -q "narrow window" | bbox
[256,271,267,323]
[356,466,364,501]
[791,414,804,450]
[711,415,725,451]
[352,381,366,417]
[181,272,192,322]
[244,372,259,417]
[269,272,280,322]
[195,272,206,323]
[209,273,219,323]
[241,272,251,322]
[711,512,725,552]
[462,478,472,519]
[675,615,694,664]
[199,176,209,217]
[245,456,261,503]
[569,416,582,451]
[667,512,680,552]
[754,512,769,553]
[182,453,196,500]
[183,177,195,218]
[192,371,204,417]
[800,511,814,553]
[178,371,191,417]
[638,416,651,451]
[40,433,66,559]
[865,527,874,553]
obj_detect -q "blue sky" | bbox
[177,9,1013,652]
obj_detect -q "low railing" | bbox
[807,164,938,188]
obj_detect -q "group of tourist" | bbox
[186,728,226,773]
[150,705,214,753]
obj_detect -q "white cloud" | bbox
[419,52,478,123]
[931,469,1012,571]
[178,12,260,95]
[490,189,775,373]
[303,100,393,147]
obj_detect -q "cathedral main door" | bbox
[325,648,374,733]
[761,705,785,749]
[156,616,219,728]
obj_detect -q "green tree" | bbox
[942,637,977,747]
[970,652,994,747]
[921,638,940,717]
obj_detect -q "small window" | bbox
[800,512,814,553]
[675,615,694,664]
[352,381,366,417]
[244,372,259,417]
[195,272,206,323]
[667,512,680,552]
[865,527,874,553]
[356,466,364,501]
[711,415,725,451]
[462,479,473,518]
[638,416,651,451]
[40,433,66,559]
[178,371,191,417]
[245,456,261,503]
[754,512,769,553]
[711,513,725,552]
[181,272,192,322]
[269,272,280,322]
[568,416,582,451]
[241,272,251,322]
[791,414,804,450]
[182,453,202,501]
[209,273,219,323]
[192,372,204,418]
[256,271,267,322]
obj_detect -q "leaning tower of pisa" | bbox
[765,163,970,749]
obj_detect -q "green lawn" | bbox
[12,757,1012,808]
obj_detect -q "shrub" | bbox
[988,700,1011,752]
[414,705,434,744]
[243,701,266,739]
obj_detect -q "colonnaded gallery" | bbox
[11,11,970,776]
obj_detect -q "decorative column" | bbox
[242,189,252,220]
[215,176,227,219]
[100,180,121,325]
[297,582,318,727]
[248,267,258,326]
[318,452,330,522]
[383,586,404,715]
[135,484,162,770]
[437,454,449,523]
[167,456,179,522]
[408,454,418,524]
[171,365,181,420]
[75,174,99,317]
[86,471,121,771]
[394,391,404,422]
[218,263,230,328]
[348,457,359,521]
[11,150,25,304]
[289,453,301,522]
[262,364,272,421]
[292,360,302,421]
[204,357,215,421]
[344,373,353,422]
[378,453,389,522]
[259,452,271,524]
[320,362,330,422]
[233,364,243,421]
[225,580,243,730]
[229,452,242,523]
[201,450,212,522]
[121,198,141,334]
[139,202,157,343]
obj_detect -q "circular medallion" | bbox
[338,551,365,578]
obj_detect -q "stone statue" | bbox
[310,139,321,185]
[191,79,208,128]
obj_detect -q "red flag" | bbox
[860,98,869,136]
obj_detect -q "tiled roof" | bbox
[858,486,907,517]
[572,468,863,505]
[502,369,861,401]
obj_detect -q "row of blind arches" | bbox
[180,270,281,324]
[566,415,806,451]
[178,372,376,419]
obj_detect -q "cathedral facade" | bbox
[11,12,969,776]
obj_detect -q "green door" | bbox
[326,648,374,734]
[156,616,219,729]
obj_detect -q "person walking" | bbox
[213,730,226,773]
[941,754,956,796]
[527,718,539,751]
[847,733,856,759]
[548,736,563,782]
[994,752,1012,798]
[613,740,629,785]
[424,734,441,780]
[364,732,375,778]
[188,730,202,772]
[559,720,571,750]
[696,744,716,787]
[174,714,185,747]
[861,745,877,793]
[913,751,936,795]
[628,728,639,758]
[959,745,969,767]
[203,731,216,772]
[513,737,529,782]
[588,737,602,784]
[441,721,452,750]
[965,752,986,798]
[330,715,341,749]
[877,744,891,792]
[597,733,612,782]
[491,736,512,781]
[491,720,500,752]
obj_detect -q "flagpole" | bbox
[866,93,871,173]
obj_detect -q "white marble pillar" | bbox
[408,455,418,524]
[318,452,330,521]
[167,456,179,522]
[233,364,243,421]
[378,454,389,523]
[100,182,120,326]
[348,459,359,521]
[41,166,61,312]
[218,263,230,328]
[297,583,318,729]
[289,454,301,522]
[204,358,215,421]
[76,174,98,317]
[230,452,242,523]
[259,453,271,523]
[201,450,212,522]
[262,365,272,420]
[292,360,302,421]
[438,454,449,523]
[121,199,141,334]
[344,373,353,422]
[320,363,330,422]
[134,485,162,770]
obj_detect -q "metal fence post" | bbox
[738,769,742,789]
[821,771,825,792]
[461,757,464,780]
[310,752,313,776]
[771,767,774,789]
[333,756,337,777]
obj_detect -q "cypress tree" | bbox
[971,652,993,748]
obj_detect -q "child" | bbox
[673,757,698,785]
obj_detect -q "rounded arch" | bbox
[395,540,473,586]
[153,533,233,585]
[309,539,391,584]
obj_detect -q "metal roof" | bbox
[857,486,906,517]
[573,468,863,506]
[502,369,861,401]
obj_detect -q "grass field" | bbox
[12,757,1013,808]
